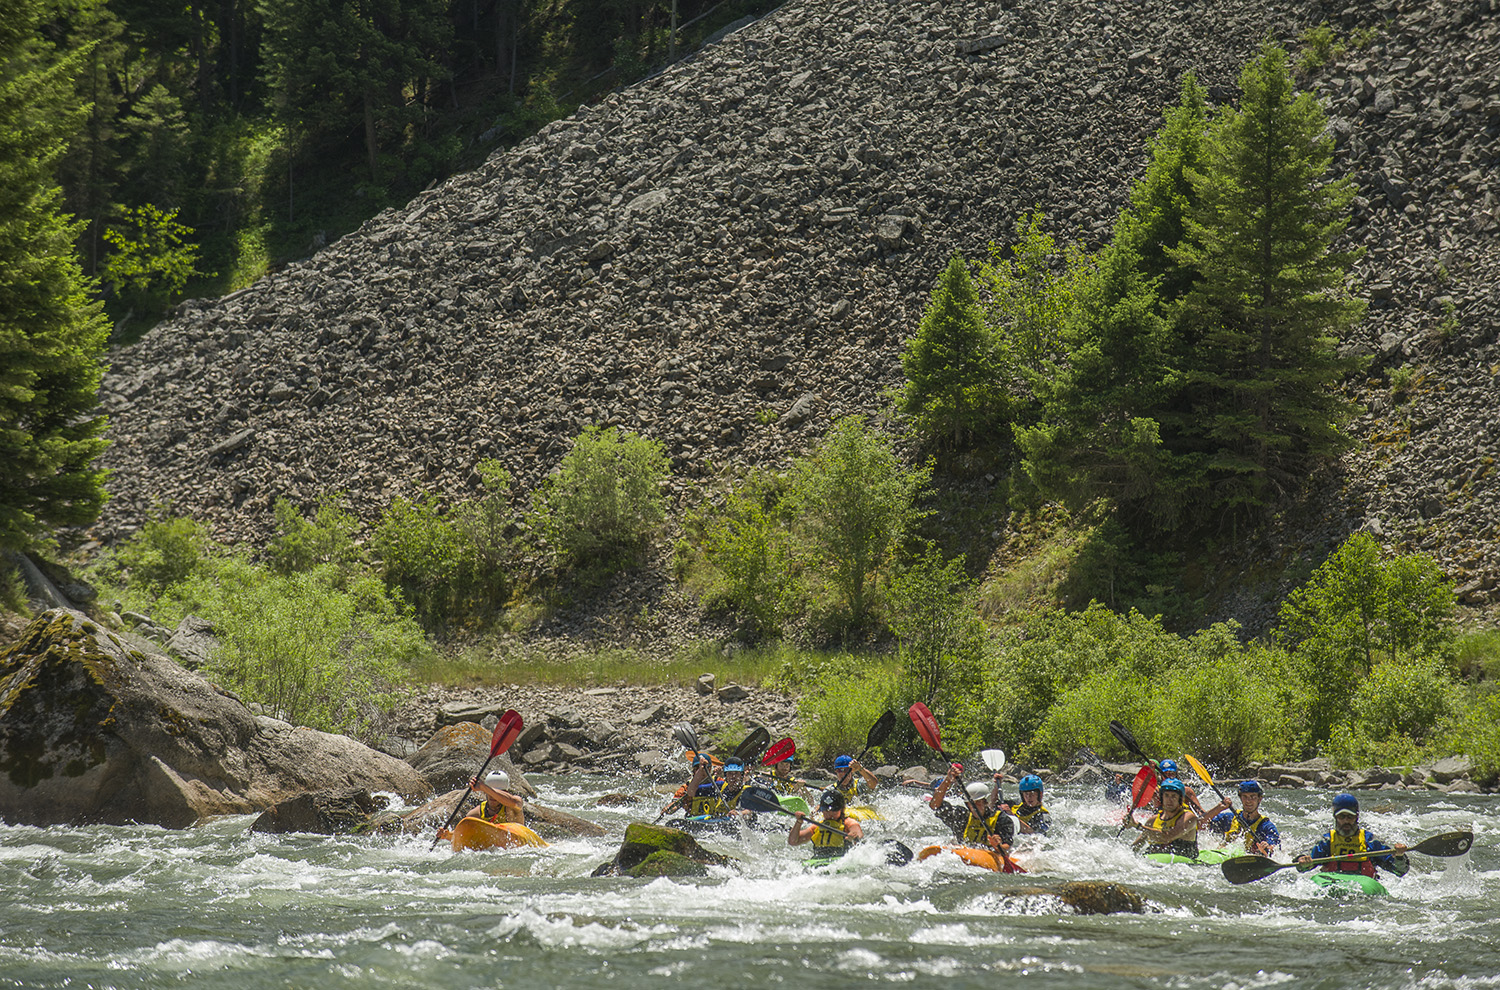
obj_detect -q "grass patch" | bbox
[1455,626,1500,682]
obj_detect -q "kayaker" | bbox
[1131,777,1198,858]
[1153,760,1206,816]
[660,753,714,817]
[767,753,810,799]
[1295,793,1409,878]
[437,770,525,839]
[1200,779,1280,856]
[928,764,1014,852]
[831,754,879,801]
[789,789,863,858]
[1009,775,1053,836]
[717,760,752,814]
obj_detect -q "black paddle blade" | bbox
[734,725,772,762]
[867,710,898,749]
[739,785,787,815]
[1108,720,1144,760]
[1412,830,1474,857]
[882,840,914,866]
[1221,855,1283,885]
[671,722,700,753]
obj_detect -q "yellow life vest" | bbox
[689,790,726,817]
[961,809,1007,845]
[478,799,523,824]
[1014,802,1048,827]
[1146,805,1198,856]
[812,816,852,856]
[1225,811,1267,841]
[1326,827,1377,876]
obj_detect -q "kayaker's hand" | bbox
[1296,855,1310,865]
[946,762,963,780]
[436,828,452,840]
[1393,844,1408,855]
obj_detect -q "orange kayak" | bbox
[917,845,1026,873]
[450,818,548,852]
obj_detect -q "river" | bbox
[2,780,1494,989]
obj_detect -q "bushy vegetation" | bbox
[533,426,670,573]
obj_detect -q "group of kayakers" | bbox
[1127,760,1410,880]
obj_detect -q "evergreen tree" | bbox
[0,0,112,552]
[897,252,1003,450]
[1168,41,1365,525]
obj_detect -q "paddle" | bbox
[1221,830,1475,885]
[833,710,897,795]
[1116,765,1158,836]
[908,703,1015,873]
[980,748,1006,806]
[1183,753,1232,809]
[733,725,772,764]
[430,710,524,850]
[739,786,913,865]
[1108,719,1161,771]
[762,737,796,766]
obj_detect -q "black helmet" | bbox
[818,789,846,813]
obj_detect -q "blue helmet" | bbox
[1238,779,1263,794]
[1158,759,1179,775]
[834,755,853,770]
[1018,774,1045,794]
[1332,793,1359,815]
[1158,777,1185,795]
[722,760,744,773]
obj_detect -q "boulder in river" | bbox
[999,881,1148,915]
[250,788,385,834]
[0,609,432,828]
[405,721,536,797]
[592,822,734,877]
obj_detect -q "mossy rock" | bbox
[592,822,735,876]
[625,850,709,878]
[1002,881,1147,915]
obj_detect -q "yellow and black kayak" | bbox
[450,818,548,852]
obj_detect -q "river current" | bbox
[2,779,1494,989]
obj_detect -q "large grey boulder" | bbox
[0,609,432,828]
[405,721,536,797]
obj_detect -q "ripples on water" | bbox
[2,782,1495,989]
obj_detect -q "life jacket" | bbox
[1325,827,1377,877]
[812,815,853,856]
[1147,805,1199,857]
[961,808,1008,845]
[834,776,865,802]
[689,784,726,817]
[477,799,523,825]
[1225,810,1268,843]
[1013,802,1049,828]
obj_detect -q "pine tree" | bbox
[897,252,1003,450]
[0,0,112,552]
[1168,41,1365,524]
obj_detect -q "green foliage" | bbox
[0,1,111,553]
[1278,532,1456,744]
[371,492,467,624]
[1297,22,1344,74]
[268,496,363,575]
[450,459,517,610]
[698,475,800,639]
[787,416,930,630]
[897,253,1005,450]
[100,204,204,314]
[795,672,896,768]
[887,543,982,708]
[979,212,1076,378]
[1439,692,1500,786]
[1169,41,1365,524]
[532,426,670,572]
[1454,627,1500,682]
[111,512,207,594]
[1348,656,1456,745]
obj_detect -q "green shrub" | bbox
[787,416,930,630]
[1157,640,1303,767]
[888,543,983,709]
[1297,22,1344,74]
[1348,656,1457,745]
[268,496,363,575]
[450,459,517,611]
[112,512,207,593]
[699,477,800,639]
[531,426,670,572]
[1029,667,1154,767]
[371,493,466,624]
[1453,627,1500,682]
[1439,691,1500,785]
[796,673,896,767]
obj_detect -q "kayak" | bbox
[1142,845,1239,866]
[847,805,883,821]
[778,795,811,815]
[917,845,1027,873]
[450,818,548,852]
[1310,871,1388,896]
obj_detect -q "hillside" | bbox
[92,0,1500,627]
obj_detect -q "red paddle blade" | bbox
[909,702,943,752]
[763,738,796,765]
[491,709,523,756]
[1129,765,1157,810]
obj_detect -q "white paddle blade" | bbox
[980,749,1006,772]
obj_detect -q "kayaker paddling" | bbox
[767,752,811,799]
[928,764,1014,853]
[1296,793,1409,879]
[1200,779,1280,857]
[1009,775,1053,836]
[789,789,863,859]
[660,753,714,818]
[831,754,879,802]
[437,770,525,840]
[1153,760,1206,816]
[1131,777,1199,858]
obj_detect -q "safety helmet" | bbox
[1158,777,1185,795]
[819,789,846,812]
[834,755,853,770]
[1018,774,1044,794]
[1238,779,1263,794]
[1332,792,1359,815]
[484,771,510,790]
[722,760,744,773]
[965,782,992,802]
[1158,759,1179,774]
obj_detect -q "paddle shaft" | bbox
[909,704,1011,872]
[430,712,522,850]
[1184,754,1232,809]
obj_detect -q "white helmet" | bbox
[485,771,510,790]
[965,782,992,803]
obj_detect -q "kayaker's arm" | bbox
[471,778,524,812]
[788,812,813,847]
[850,759,879,793]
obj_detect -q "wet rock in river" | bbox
[592,822,734,877]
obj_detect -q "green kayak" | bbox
[778,795,811,815]
[1144,847,1237,867]
[1310,871,1388,896]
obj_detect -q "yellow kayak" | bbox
[847,805,884,821]
[450,818,548,852]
